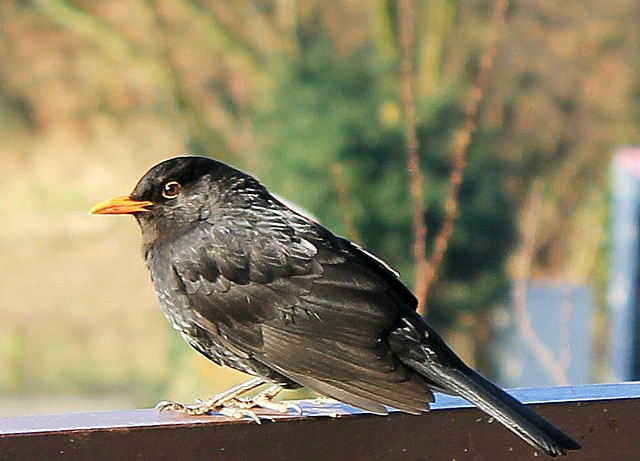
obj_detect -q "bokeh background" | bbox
[1,0,639,416]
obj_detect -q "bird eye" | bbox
[162,181,182,199]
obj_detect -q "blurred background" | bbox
[1,0,640,416]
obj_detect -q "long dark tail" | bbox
[416,359,580,456]
[392,320,581,457]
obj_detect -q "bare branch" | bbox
[398,0,429,314]
[423,0,509,305]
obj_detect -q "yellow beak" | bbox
[89,195,154,215]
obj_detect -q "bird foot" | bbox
[155,398,222,417]
[155,382,302,422]
[156,396,301,422]
[235,394,303,415]
[217,403,263,423]
[156,397,266,423]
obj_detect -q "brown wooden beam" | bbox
[1,383,638,460]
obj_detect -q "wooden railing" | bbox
[1,382,638,460]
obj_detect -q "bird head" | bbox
[90,156,267,246]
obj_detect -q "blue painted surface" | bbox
[607,150,640,382]
[494,282,594,387]
[2,381,640,434]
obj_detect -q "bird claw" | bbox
[258,399,302,415]
[218,404,264,424]
[155,399,215,416]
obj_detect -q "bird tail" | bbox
[409,354,581,457]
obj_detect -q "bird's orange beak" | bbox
[90,195,154,215]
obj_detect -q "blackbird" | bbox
[91,156,580,457]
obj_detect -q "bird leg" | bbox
[156,377,266,417]
[155,377,302,421]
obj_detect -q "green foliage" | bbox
[256,27,517,328]
[0,0,624,404]
[418,107,518,324]
[257,27,390,228]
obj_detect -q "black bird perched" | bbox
[91,156,580,457]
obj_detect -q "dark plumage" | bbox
[91,156,580,457]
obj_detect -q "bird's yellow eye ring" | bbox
[162,181,182,199]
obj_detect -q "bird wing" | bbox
[169,213,433,414]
